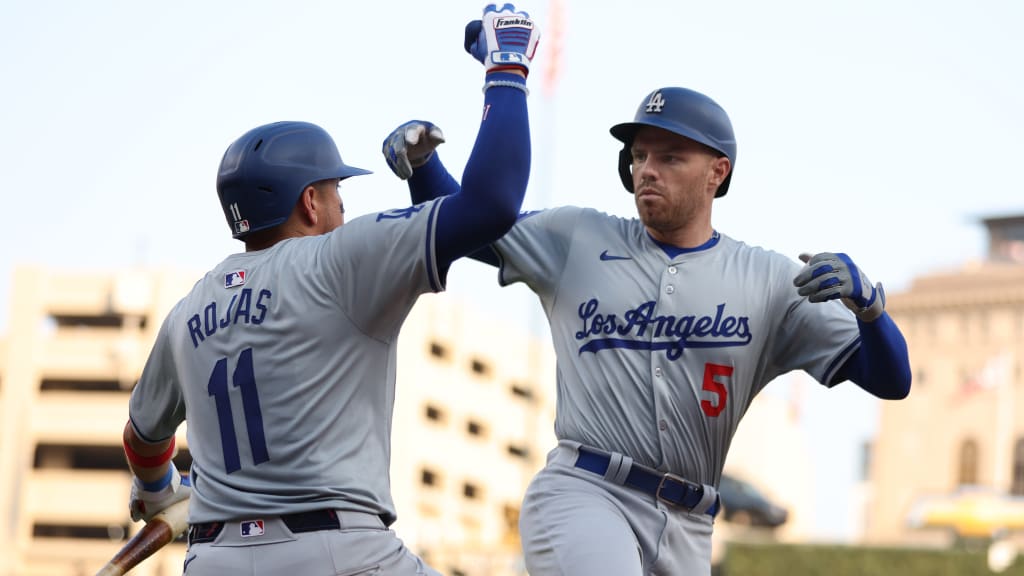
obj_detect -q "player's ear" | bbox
[298,185,319,226]
[709,156,731,189]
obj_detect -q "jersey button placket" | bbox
[653,366,669,435]
[653,264,680,443]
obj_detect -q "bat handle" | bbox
[95,520,174,576]
[94,499,190,576]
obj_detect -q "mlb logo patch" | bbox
[240,519,265,538]
[234,219,250,235]
[224,270,246,288]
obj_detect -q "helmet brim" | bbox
[338,165,373,180]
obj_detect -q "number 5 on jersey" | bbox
[701,362,732,417]
[209,348,270,473]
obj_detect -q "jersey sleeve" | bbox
[321,197,445,339]
[128,312,187,442]
[768,256,861,387]
[491,206,585,297]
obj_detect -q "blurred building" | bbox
[0,266,556,576]
[722,386,815,541]
[864,214,1024,547]
[710,381,816,567]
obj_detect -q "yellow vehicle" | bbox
[907,485,1024,539]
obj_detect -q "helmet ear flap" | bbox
[618,147,634,193]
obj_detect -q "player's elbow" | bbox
[492,204,520,235]
[880,382,911,400]
[873,370,912,400]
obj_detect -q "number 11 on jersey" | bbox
[208,348,270,473]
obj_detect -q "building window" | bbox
[49,313,141,329]
[463,482,481,500]
[424,404,446,423]
[1013,438,1024,496]
[34,523,129,541]
[858,441,872,483]
[511,383,535,401]
[39,379,122,392]
[958,438,979,486]
[466,419,487,438]
[507,444,529,459]
[470,358,491,377]
[429,341,449,360]
[421,468,440,487]
[502,504,520,533]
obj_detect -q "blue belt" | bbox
[574,446,720,517]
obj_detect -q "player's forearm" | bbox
[122,420,175,484]
[460,71,530,223]
[845,313,912,399]
[408,153,459,203]
[433,73,530,265]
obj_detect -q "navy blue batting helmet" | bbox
[216,121,372,239]
[610,87,736,197]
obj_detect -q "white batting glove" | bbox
[793,252,886,322]
[464,3,541,75]
[382,120,446,180]
[129,466,191,523]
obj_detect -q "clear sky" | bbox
[2,0,1022,541]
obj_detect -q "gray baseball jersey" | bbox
[499,206,861,574]
[129,199,445,524]
[495,206,860,485]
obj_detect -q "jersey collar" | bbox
[649,230,721,259]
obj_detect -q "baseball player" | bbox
[382,86,912,575]
[120,5,540,575]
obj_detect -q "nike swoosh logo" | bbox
[600,250,632,261]
[184,554,198,570]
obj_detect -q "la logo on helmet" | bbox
[645,91,666,113]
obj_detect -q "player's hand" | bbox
[129,467,191,523]
[382,121,445,180]
[793,252,886,322]
[464,3,541,76]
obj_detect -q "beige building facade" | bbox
[0,266,555,576]
[865,215,1024,546]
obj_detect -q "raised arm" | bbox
[382,5,539,274]
[793,252,912,399]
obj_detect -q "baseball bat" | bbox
[94,499,190,576]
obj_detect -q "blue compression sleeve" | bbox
[835,312,912,400]
[421,72,529,276]
[410,155,502,267]
[409,152,458,204]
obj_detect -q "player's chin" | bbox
[637,208,669,231]
[635,193,662,213]
[636,197,664,219]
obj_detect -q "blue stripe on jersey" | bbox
[425,198,443,292]
[825,335,861,386]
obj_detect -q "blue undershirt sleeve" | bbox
[835,312,912,400]
[409,72,527,274]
